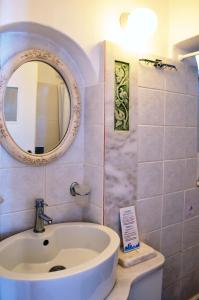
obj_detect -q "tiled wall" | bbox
[84,83,104,224]
[0,30,104,239]
[136,60,199,300]
[0,128,85,239]
[0,81,104,240]
[104,42,199,299]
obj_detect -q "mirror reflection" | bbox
[4,61,70,154]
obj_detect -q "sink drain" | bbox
[49,265,66,272]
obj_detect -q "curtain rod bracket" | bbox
[178,50,199,61]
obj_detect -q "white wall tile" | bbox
[184,159,197,190]
[161,223,182,257]
[183,216,199,249]
[136,196,162,233]
[165,93,197,130]
[164,160,186,193]
[46,203,83,223]
[138,88,164,125]
[0,209,35,239]
[181,269,199,300]
[182,244,199,276]
[164,127,187,160]
[184,127,197,158]
[138,63,165,90]
[163,253,182,288]
[0,167,45,214]
[0,147,27,168]
[162,280,182,300]
[45,163,84,205]
[138,126,164,162]
[165,93,187,126]
[140,229,161,251]
[185,96,197,127]
[84,164,103,207]
[138,162,163,199]
[85,124,104,166]
[85,84,104,126]
[165,63,188,94]
[57,128,84,164]
[185,189,199,220]
[163,191,184,227]
[83,203,103,224]
[164,127,197,161]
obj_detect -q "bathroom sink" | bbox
[0,222,120,300]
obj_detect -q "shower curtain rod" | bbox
[179,50,199,61]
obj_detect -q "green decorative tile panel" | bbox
[114,61,129,131]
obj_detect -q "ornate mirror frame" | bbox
[0,48,80,165]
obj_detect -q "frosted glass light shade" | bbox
[120,8,158,38]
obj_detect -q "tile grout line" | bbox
[160,85,167,252]
[0,200,100,217]
[182,189,186,256]
[138,157,197,164]
[138,85,198,97]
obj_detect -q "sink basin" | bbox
[0,222,120,300]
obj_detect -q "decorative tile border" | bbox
[114,61,129,131]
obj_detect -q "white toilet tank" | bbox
[107,242,164,300]
[128,267,163,300]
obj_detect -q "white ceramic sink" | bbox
[0,222,120,300]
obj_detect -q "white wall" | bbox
[169,0,199,51]
[0,0,170,76]
[2,1,199,70]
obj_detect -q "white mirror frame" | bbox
[0,48,80,165]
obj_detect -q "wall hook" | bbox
[70,182,90,197]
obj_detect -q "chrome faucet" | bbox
[34,199,52,233]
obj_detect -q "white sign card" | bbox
[120,206,140,252]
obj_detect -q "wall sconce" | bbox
[120,8,158,51]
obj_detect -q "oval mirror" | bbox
[5,61,71,154]
[0,49,80,165]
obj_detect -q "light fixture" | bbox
[120,8,158,41]
[139,58,177,71]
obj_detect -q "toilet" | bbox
[107,242,164,300]
[128,264,163,300]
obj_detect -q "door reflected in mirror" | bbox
[5,61,71,154]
